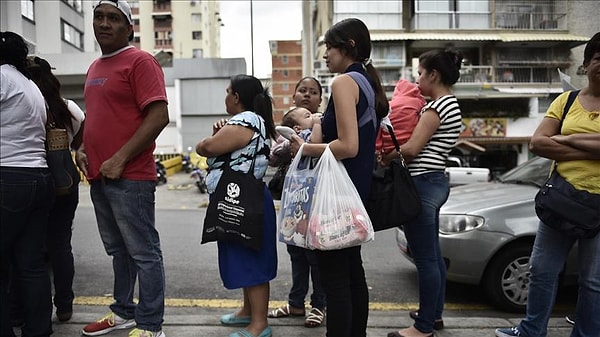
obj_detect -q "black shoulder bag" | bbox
[367,124,422,231]
[201,135,265,251]
[534,90,600,238]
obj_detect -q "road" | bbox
[71,173,576,315]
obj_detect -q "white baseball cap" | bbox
[94,0,132,25]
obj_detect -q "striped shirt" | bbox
[408,95,462,176]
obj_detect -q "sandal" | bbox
[304,307,325,328]
[267,304,305,318]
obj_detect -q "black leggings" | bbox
[318,246,369,337]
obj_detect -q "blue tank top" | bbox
[321,63,378,202]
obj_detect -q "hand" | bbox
[312,114,323,124]
[75,148,89,177]
[289,134,305,157]
[99,155,126,180]
[213,118,228,135]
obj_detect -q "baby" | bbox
[269,107,322,167]
[268,107,322,199]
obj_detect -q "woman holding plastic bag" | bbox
[288,18,389,337]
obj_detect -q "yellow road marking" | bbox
[74,296,493,311]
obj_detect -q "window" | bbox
[192,31,202,40]
[62,0,83,13]
[283,70,289,77]
[62,20,83,49]
[21,0,34,21]
[191,13,201,23]
[282,55,288,64]
[193,48,203,58]
[282,83,289,91]
[190,0,200,6]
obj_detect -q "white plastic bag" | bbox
[278,144,317,248]
[306,145,374,250]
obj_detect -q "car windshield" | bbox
[497,156,552,187]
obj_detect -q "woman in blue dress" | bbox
[196,74,277,337]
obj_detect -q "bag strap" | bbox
[560,89,580,128]
[346,71,377,131]
[384,124,408,166]
[549,89,580,172]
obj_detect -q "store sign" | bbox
[460,118,507,137]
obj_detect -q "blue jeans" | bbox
[403,171,449,334]
[47,189,78,314]
[287,244,326,310]
[9,189,79,320]
[1,167,54,337]
[90,179,165,331]
[517,222,600,337]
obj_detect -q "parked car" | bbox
[395,156,578,312]
[445,156,491,186]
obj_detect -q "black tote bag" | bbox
[201,138,265,251]
[367,125,421,231]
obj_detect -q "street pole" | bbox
[250,0,254,76]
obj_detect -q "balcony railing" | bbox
[314,64,564,96]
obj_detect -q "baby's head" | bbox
[281,107,314,132]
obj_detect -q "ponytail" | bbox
[252,88,277,140]
[364,62,390,119]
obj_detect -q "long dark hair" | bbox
[323,18,389,119]
[419,49,463,86]
[0,31,30,78]
[230,74,276,140]
[27,56,74,131]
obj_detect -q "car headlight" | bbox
[439,214,484,234]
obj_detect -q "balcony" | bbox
[313,64,566,101]
[412,1,567,30]
[154,39,172,50]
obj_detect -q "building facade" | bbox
[304,0,596,175]
[270,40,304,122]
[133,0,222,61]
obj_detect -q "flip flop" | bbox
[304,307,325,328]
[267,304,305,318]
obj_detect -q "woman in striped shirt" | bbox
[385,49,463,337]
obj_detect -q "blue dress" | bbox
[206,111,278,289]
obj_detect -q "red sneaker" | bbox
[82,312,136,336]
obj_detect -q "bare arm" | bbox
[309,117,322,144]
[382,108,440,165]
[551,133,600,156]
[196,119,254,158]
[529,117,599,160]
[291,74,359,160]
[99,101,169,179]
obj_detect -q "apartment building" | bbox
[304,0,596,175]
[270,40,304,122]
[132,0,222,61]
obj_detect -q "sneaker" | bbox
[81,312,136,336]
[128,328,166,337]
[495,326,522,337]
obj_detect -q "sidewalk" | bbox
[60,173,574,337]
[45,305,575,337]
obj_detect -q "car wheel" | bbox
[482,242,532,313]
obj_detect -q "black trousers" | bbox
[317,245,369,337]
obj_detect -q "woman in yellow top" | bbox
[495,32,600,337]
